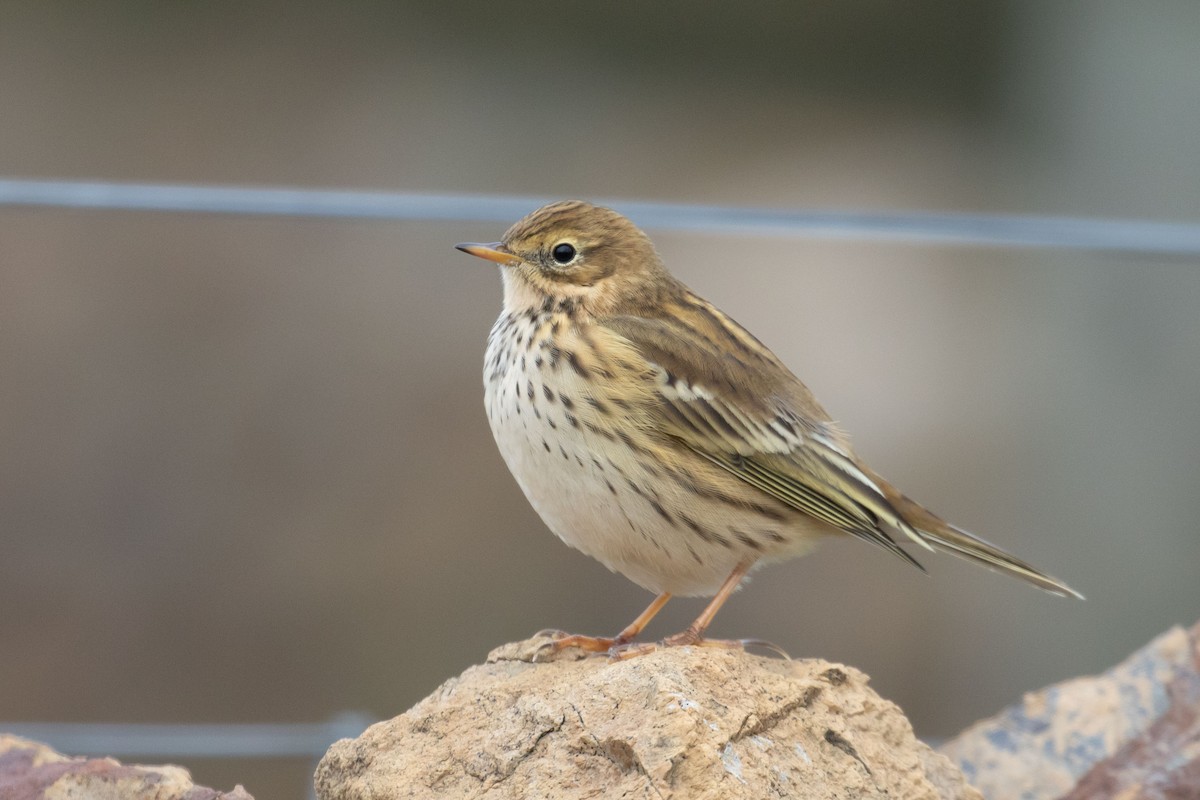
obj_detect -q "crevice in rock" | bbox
[732,685,822,742]
[570,735,664,800]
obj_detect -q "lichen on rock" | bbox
[940,619,1200,800]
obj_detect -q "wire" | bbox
[2,178,1198,256]
[2,714,372,759]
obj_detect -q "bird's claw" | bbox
[530,630,617,661]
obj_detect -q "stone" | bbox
[316,635,981,799]
[940,619,1200,800]
[0,734,253,800]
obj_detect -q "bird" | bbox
[456,200,1082,657]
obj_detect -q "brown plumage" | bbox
[457,200,1081,657]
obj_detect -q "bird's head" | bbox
[456,200,673,315]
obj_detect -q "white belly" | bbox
[483,311,814,596]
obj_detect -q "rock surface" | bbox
[316,636,980,800]
[0,733,253,799]
[940,619,1200,800]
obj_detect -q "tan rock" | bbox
[0,734,253,800]
[316,636,981,799]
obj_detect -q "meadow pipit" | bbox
[457,201,1081,657]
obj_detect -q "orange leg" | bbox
[611,560,787,659]
[542,592,672,653]
[663,561,752,647]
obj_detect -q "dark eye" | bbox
[551,242,576,264]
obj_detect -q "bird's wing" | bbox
[598,297,932,570]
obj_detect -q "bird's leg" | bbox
[613,591,673,645]
[609,561,783,660]
[540,592,672,654]
[662,560,753,647]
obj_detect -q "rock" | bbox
[316,635,981,800]
[940,619,1200,800]
[0,734,253,800]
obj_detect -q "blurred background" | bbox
[2,2,1198,797]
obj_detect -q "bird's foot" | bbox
[532,629,628,661]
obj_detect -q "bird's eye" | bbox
[551,243,577,264]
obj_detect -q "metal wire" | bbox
[1,714,373,759]
[2,178,1199,255]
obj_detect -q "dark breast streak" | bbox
[485,306,805,594]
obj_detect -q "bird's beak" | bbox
[455,242,521,266]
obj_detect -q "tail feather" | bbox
[916,523,1084,599]
[867,468,1084,599]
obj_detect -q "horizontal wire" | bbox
[2,178,1199,255]
[1,714,373,759]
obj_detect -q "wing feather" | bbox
[589,283,1079,597]
[599,301,930,570]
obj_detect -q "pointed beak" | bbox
[455,241,521,266]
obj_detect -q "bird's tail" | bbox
[915,521,1083,598]
[869,469,1084,599]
